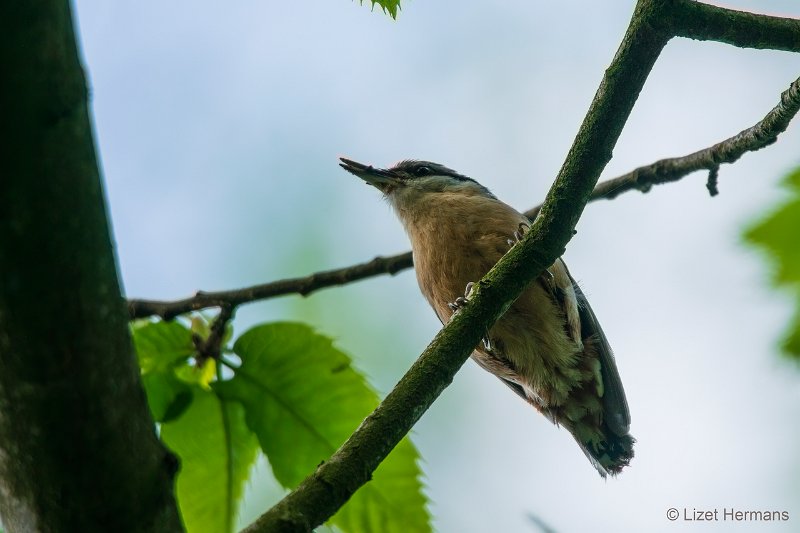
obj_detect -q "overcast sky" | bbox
[75,1,800,531]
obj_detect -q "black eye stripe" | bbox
[414,166,431,177]
[388,159,498,199]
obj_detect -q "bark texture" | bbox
[0,2,183,532]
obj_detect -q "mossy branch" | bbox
[671,0,800,51]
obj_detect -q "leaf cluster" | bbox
[133,319,430,532]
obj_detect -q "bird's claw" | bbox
[446,283,494,353]
[464,282,475,298]
[514,222,530,241]
[448,282,476,313]
[508,222,531,249]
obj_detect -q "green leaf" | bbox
[336,438,429,533]
[176,357,217,389]
[744,165,800,361]
[161,386,259,533]
[141,371,193,423]
[133,320,195,372]
[133,321,197,421]
[360,0,400,19]
[132,320,258,531]
[216,322,430,532]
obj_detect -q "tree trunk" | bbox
[0,2,183,531]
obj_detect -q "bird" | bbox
[340,157,634,477]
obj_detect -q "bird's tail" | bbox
[574,423,635,478]
[554,355,635,477]
[543,386,635,477]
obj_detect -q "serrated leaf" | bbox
[744,166,800,360]
[360,0,400,19]
[161,386,259,533]
[216,322,430,533]
[335,437,429,532]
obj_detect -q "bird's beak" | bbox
[339,157,401,192]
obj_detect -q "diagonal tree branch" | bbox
[128,74,800,320]
[244,2,800,530]
[243,0,674,530]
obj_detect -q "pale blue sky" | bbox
[75,1,800,531]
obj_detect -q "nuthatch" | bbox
[340,157,634,477]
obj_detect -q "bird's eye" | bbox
[414,166,431,177]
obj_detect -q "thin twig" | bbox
[128,76,800,320]
[128,253,412,319]
[192,305,234,366]
[706,166,720,197]
[527,513,558,533]
[527,75,800,214]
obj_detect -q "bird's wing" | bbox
[475,348,557,422]
[569,276,631,437]
[431,304,540,411]
[493,370,531,403]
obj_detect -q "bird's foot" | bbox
[505,222,555,288]
[447,282,475,313]
[447,283,493,352]
[506,222,531,248]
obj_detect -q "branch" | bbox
[244,1,673,530]
[671,0,800,52]
[527,74,800,215]
[128,252,413,319]
[193,305,235,366]
[246,3,800,530]
[129,74,800,319]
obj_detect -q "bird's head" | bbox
[339,157,496,208]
